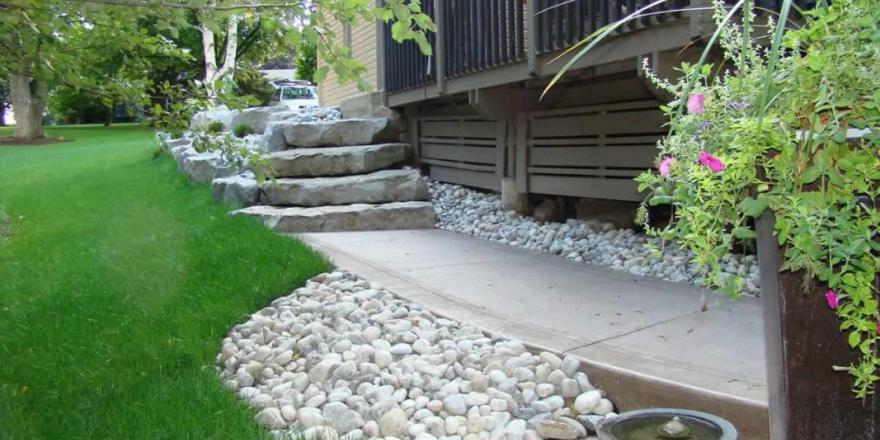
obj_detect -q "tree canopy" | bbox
[0,0,435,140]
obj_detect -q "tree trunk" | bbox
[200,15,239,100]
[9,73,47,140]
[104,102,113,127]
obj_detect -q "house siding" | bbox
[317,18,379,107]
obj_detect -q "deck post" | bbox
[527,0,537,76]
[433,0,446,94]
[756,212,880,439]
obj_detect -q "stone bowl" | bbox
[596,408,737,440]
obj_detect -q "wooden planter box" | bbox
[756,212,880,439]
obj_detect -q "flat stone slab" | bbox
[266,118,399,150]
[232,202,435,233]
[268,143,411,178]
[260,169,428,207]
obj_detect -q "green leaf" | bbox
[849,330,861,348]
[741,197,769,217]
[413,33,433,56]
[733,227,757,239]
[313,66,329,84]
[648,195,673,206]
[391,21,406,41]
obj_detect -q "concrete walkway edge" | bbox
[298,230,770,439]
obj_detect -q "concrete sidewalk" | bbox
[299,229,769,439]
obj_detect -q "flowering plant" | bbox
[633,0,880,396]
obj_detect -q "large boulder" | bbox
[260,169,428,207]
[190,106,236,130]
[267,118,400,151]
[268,143,411,178]
[227,105,289,134]
[211,173,261,206]
[181,151,236,183]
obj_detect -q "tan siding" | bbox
[318,18,379,107]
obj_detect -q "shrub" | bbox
[206,120,225,135]
[631,0,880,397]
[544,0,880,398]
[232,124,254,138]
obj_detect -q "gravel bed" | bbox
[218,271,616,440]
[429,181,761,296]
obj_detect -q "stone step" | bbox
[266,118,399,151]
[268,143,410,178]
[232,202,435,233]
[260,169,428,207]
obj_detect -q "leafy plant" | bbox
[193,132,273,183]
[549,0,880,396]
[150,81,209,136]
[232,123,254,138]
[295,40,317,83]
[206,121,226,135]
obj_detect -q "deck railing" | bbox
[443,0,526,79]
[382,0,437,93]
[532,0,688,55]
[382,0,818,94]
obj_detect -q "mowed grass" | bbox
[0,124,329,439]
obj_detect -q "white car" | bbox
[270,80,319,111]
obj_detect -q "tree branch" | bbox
[63,0,304,11]
[235,22,262,61]
[215,15,239,80]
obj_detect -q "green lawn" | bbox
[0,124,329,439]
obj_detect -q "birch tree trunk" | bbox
[9,72,47,140]
[201,15,239,100]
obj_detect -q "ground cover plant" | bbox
[0,124,329,438]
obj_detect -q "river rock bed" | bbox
[429,181,761,296]
[218,271,615,440]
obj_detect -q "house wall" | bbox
[317,18,379,107]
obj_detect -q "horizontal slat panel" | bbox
[421,120,498,138]
[422,159,496,172]
[527,167,644,178]
[420,137,498,146]
[429,166,500,191]
[528,100,661,118]
[530,109,667,138]
[530,135,661,146]
[529,175,643,202]
[421,144,497,164]
[529,145,657,168]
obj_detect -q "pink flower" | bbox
[698,151,725,173]
[687,94,705,115]
[825,290,839,309]
[659,157,674,177]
